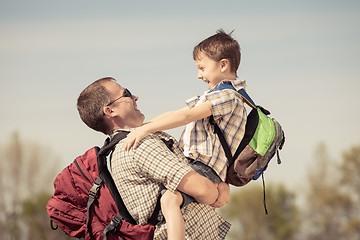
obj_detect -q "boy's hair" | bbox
[193,29,241,75]
[77,77,115,134]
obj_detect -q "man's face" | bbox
[104,81,145,128]
[195,52,223,89]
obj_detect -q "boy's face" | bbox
[195,52,223,89]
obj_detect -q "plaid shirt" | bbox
[180,79,247,181]
[110,130,230,239]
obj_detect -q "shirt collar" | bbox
[109,129,130,139]
[208,79,247,93]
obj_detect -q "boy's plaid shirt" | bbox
[110,130,230,240]
[180,79,247,181]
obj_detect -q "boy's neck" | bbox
[222,73,237,81]
[211,77,237,89]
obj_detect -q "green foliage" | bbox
[341,145,360,195]
[22,192,73,240]
[1,131,360,240]
[219,183,299,240]
[220,142,360,240]
[302,143,360,240]
[0,131,65,240]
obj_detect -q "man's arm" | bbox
[176,170,218,205]
[210,182,230,208]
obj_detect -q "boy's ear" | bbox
[220,59,230,72]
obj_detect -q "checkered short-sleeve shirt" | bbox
[180,79,247,181]
[110,130,230,239]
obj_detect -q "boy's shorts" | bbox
[179,158,222,208]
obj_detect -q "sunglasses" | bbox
[106,88,133,106]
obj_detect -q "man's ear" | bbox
[103,106,115,117]
[220,59,230,73]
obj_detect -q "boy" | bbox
[124,29,247,240]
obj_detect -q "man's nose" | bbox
[133,95,139,101]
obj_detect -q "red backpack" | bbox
[46,131,160,240]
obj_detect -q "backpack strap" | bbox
[209,116,233,165]
[87,130,163,238]
[215,82,257,109]
[103,214,126,240]
[97,131,137,225]
[85,131,137,239]
[210,83,259,167]
[86,176,103,228]
[211,83,270,214]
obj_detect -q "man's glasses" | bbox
[106,88,133,106]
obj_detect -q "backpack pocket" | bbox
[227,145,266,186]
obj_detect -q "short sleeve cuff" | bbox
[185,96,200,108]
[165,164,193,192]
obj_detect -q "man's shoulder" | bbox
[111,131,177,157]
[139,131,172,142]
[152,131,175,140]
[133,131,176,153]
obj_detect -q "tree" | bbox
[340,145,360,239]
[22,192,73,240]
[0,131,61,240]
[219,183,299,240]
[301,142,359,240]
[341,145,360,199]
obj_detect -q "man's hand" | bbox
[210,182,230,208]
[123,127,149,150]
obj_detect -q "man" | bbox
[77,77,231,239]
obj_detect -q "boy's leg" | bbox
[160,190,185,240]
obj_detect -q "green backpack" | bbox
[210,83,285,211]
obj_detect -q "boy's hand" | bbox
[123,127,149,151]
[210,182,230,208]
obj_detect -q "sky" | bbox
[1,0,359,191]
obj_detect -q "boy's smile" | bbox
[195,52,224,89]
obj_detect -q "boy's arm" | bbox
[176,170,218,205]
[124,101,212,150]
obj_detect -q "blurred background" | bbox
[1,0,359,239]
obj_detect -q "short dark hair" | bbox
[193,29,241,75]
[77,77,115,134]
